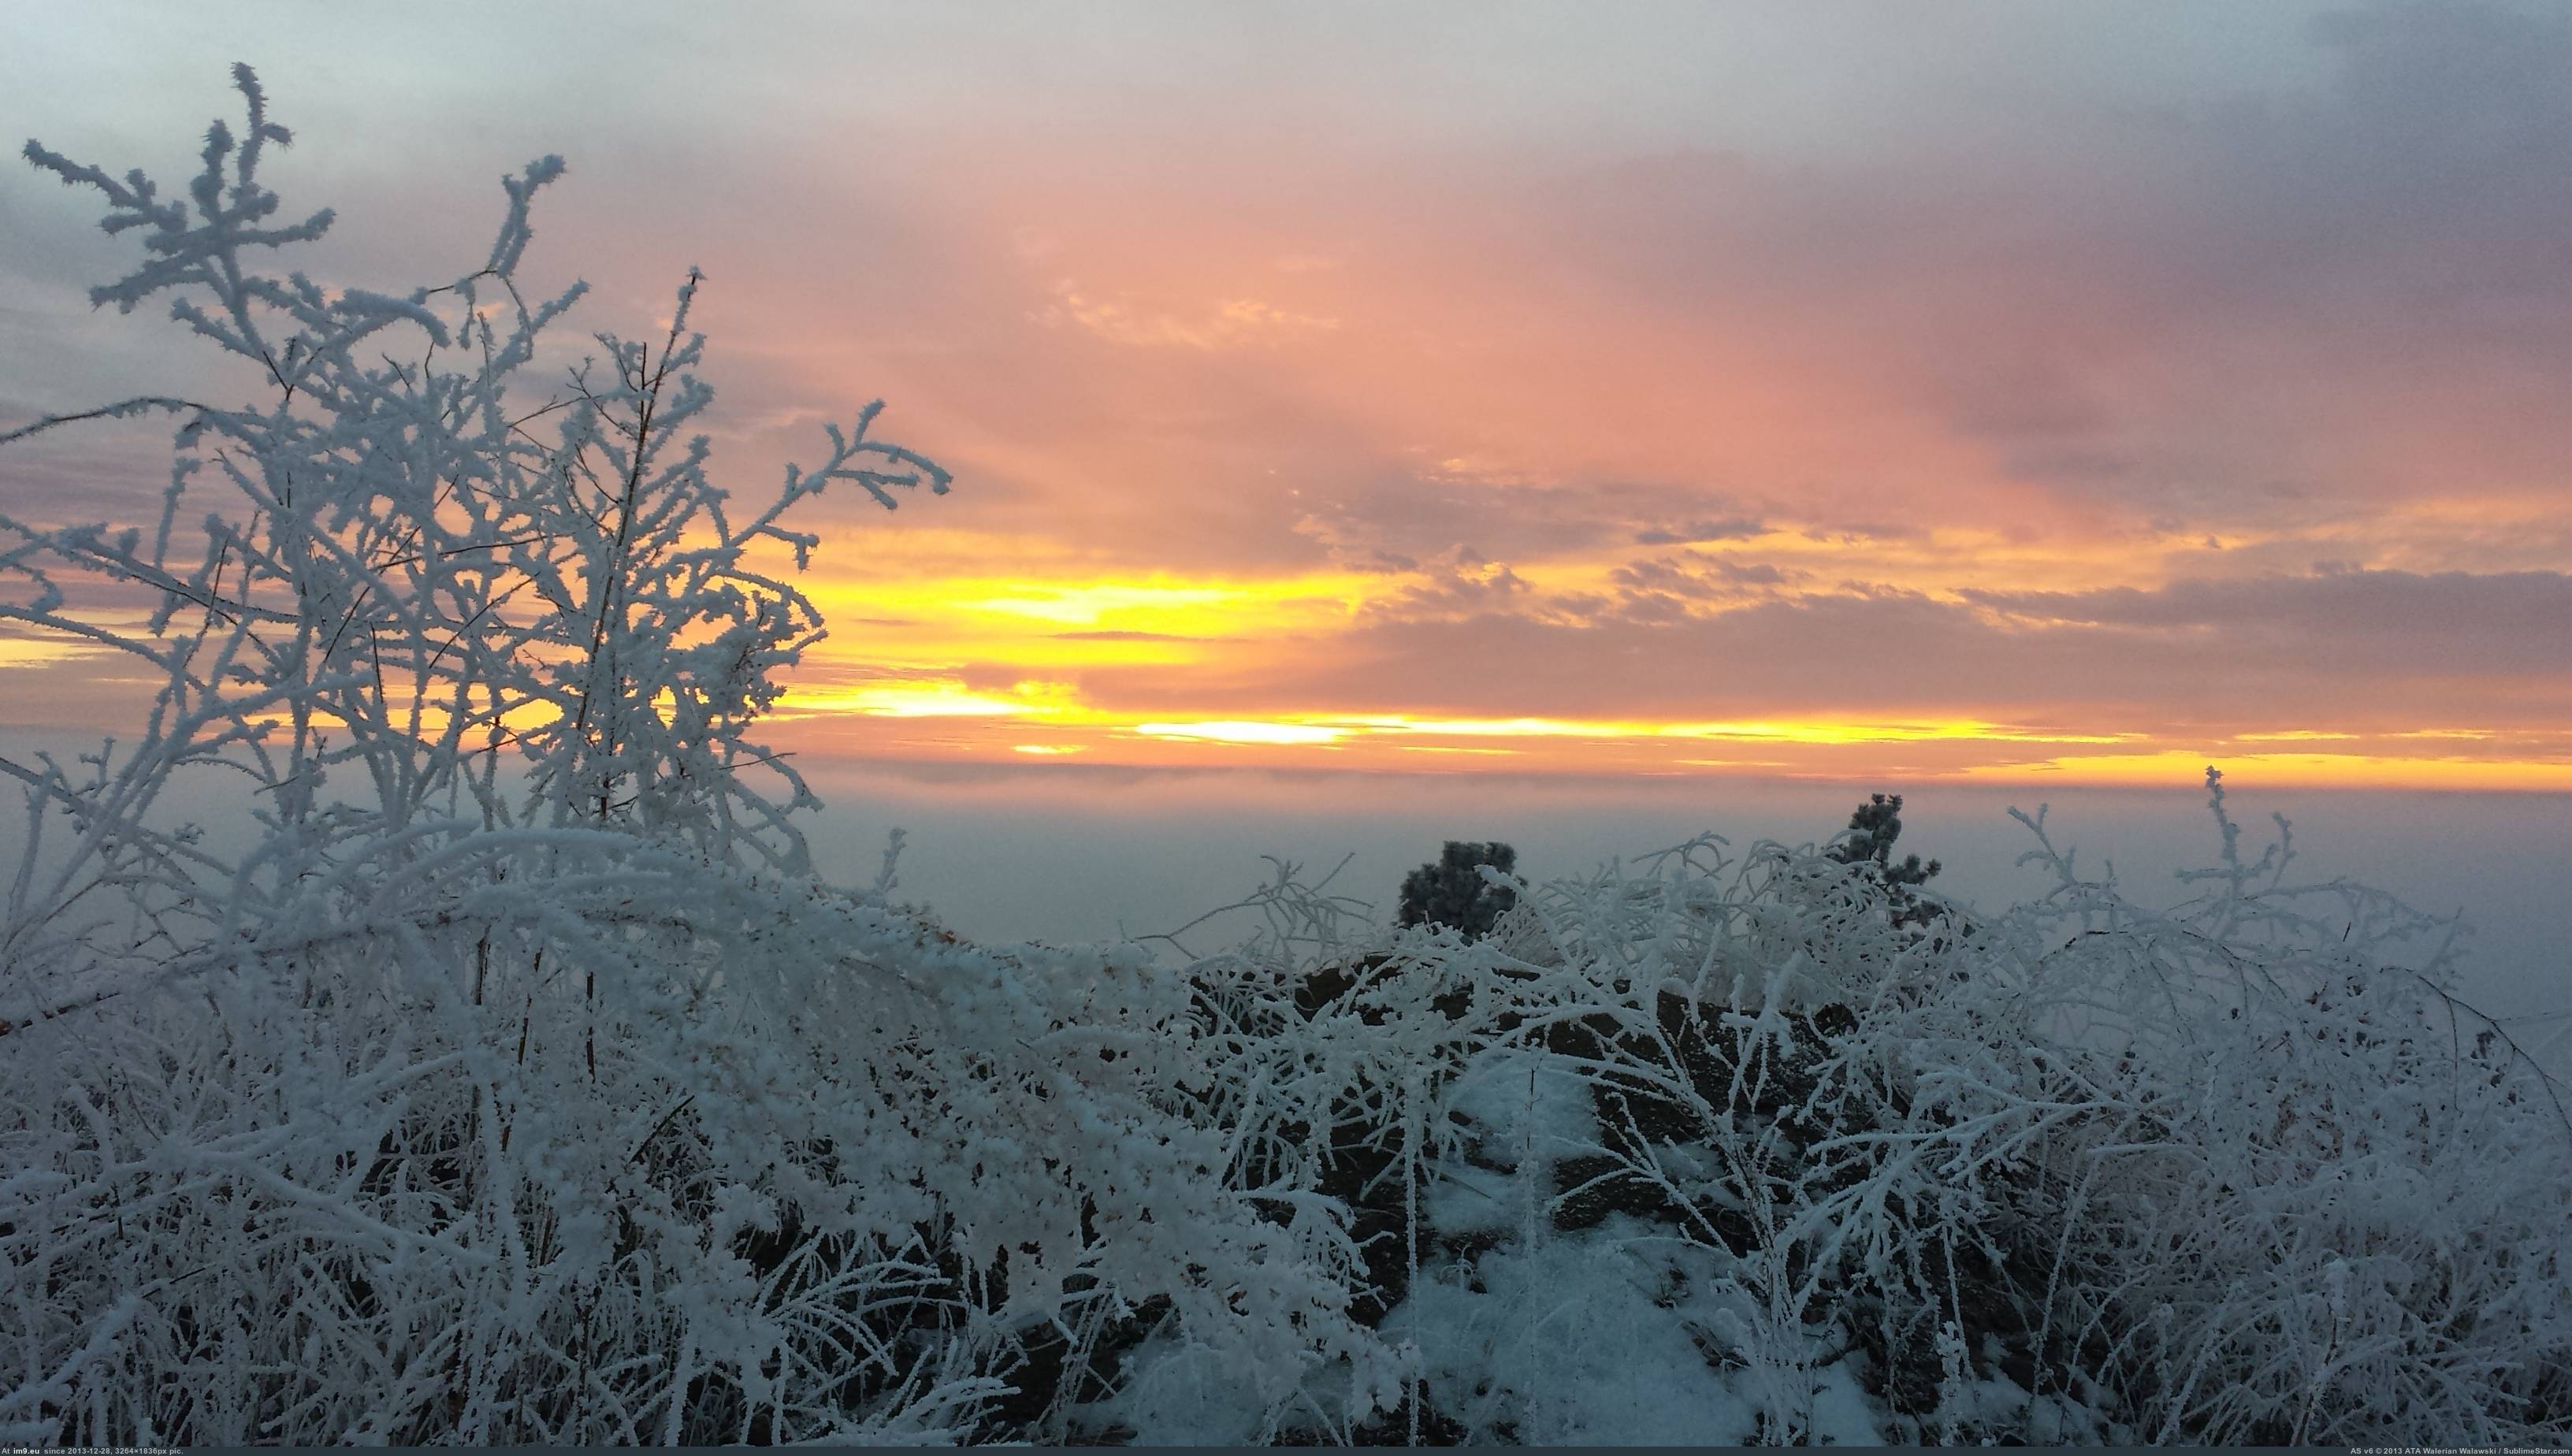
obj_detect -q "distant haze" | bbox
[794,763,2570,1023]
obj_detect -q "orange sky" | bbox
[9,3,2572,791]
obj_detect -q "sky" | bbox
[7,2,2572,789]
[4,5,2572,991]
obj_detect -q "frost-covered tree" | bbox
[1826,791,1946,932]
[1827,792,1938,888]
[1397,839,1517,939]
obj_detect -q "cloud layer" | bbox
[6,2,2571,787]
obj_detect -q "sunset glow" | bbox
[9,5,2572,794]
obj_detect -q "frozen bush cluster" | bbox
[5,71,2566,1447]
[1481,786,2570,1444]
[1104,793,2568,1444]
[0,70,1385,1446]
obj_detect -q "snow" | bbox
[1441,1046,1599,1157]
[1094,1338,1276,1447]
[1804,1366,1887,1446]
[1392,1231,1758,1446]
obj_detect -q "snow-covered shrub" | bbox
[1916,773,2572,1444]
[0,69,1384,1446]
[1197,777,2571,1445]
